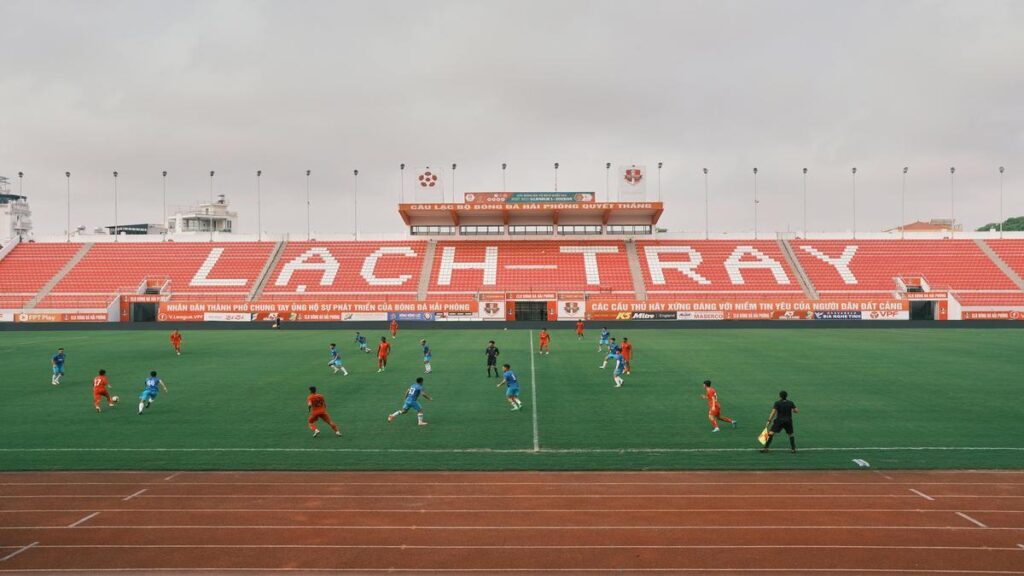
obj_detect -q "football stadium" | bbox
[3,1,1024,574]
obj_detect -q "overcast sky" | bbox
[1,0,1022,237]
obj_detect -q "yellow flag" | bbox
[758,427,770,446]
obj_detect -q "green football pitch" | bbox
[1,327,1022,471]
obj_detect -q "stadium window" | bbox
[411,225,455,236]
[558,225,603,235]
[606,225,652,235]
[509,225,553,235]
[459,225,504,236]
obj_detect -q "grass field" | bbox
[1,326,1022,471]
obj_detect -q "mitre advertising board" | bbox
[463,192,596,204]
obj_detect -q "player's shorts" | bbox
[614,368,624,376]
[708,407,720,417]
[93,391,110,401]
[599,338,609,345]
[402,399,422,412]
[423,354,432,362]
[139,389,158,402]
[486,358,497,366]
[771,420,794,435]
[331,358,343,367]
[309,412,332,424]
[506,386,520,398]
[52,365,64,375]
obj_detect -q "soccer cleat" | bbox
[614,382,622,388]
[312,429,320,437]
[96,407,101,413]
[377,369,382,373]
[510,405,520,411]
[335,430,342,436]
[712,428,720,433]
[731,420,738,429]
[387,414,394,423]
[418,421,428,426]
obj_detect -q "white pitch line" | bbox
[5,508,1022,514]
[909,489,935,501]
[529,329,539,453]
[0,541,38,562]
[16,544,1023,551]
[66,512,99,528]
[1,446,1023,454]
[0,494,968,499]
[955,511,988,528]
[122,489,147,502]
[1,481,1022,486]
[0,569,1020,574]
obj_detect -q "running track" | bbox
[1,471,1023,574]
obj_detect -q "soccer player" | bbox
[328,343,349,376]
[485,340,501,377]
[621,337,633,375]
[612,351,626,387]
[600,338,620,369]
[538,329,551,355]
[376,336,391,372]
[170,330,182,356]
[761,390,798,453]
[355,332,371,353]
[92,369,116,412]
[421,339,433,374]
[307,386,341,437]
[137,371,168,415]
[598,327,610,352]
[51,347,66,386]
[390,318,399,339]
[576,320,585,341]
[388,377,431,426]
[497,363,522,411]
[702,380,736,433]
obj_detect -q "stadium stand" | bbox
[427,241,634,296]
[791,240,1020,294]
[985,240,1024,282]
[262,241,427,298]
[0,243,82,308]
[45,242,274,300]
[636,240,804,297]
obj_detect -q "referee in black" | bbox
[485,340,501,378]
[761,390,798,453]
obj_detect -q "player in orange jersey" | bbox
[702,380,736,433]
[390,318,399,339]
[92,369,116,412]
[170,330,182,356]
[538,329,551,355]
[575,320,585,340]
[376,336,391,373]
[621,337,633,375]
[307,386,341,438]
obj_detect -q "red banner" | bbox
[962,310,1024,320]
[157,300,478,322]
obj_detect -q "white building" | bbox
[0,176,32,241]
[167,194,238,234]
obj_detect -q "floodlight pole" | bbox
[162,171,168,237]
[501,163,507,192]
[113,171,119,242]
[554,162,559,192]
[256,170,262,241]
[209,171,215,242]
[949,166,956,237]
[353,169,359,240]
[605,162,611,201]
[901,167,908,240]
[306,170,311,241]
[753,167,759,240]
[851,167,857,240]
[451,163,457,202]
[999,166,1005,238]
[703,168,709,240]
[657,161,663,201]
[802,168,808,238]
[65,172,71,242]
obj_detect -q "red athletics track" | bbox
[1,470,1023,575]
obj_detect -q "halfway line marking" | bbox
[66,512,99,528]
[955,511,988,528]
[909,489,935,501]
[529,329,539,453]
[123,489,147,502]
[0,541,38,562]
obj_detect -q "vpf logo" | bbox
[418,171,438,188]
[563,302,580,315]
[624,168,643,185]
[484,302,501,316]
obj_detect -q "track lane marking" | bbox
[0,541,38,562]
[909,489,935,501]
[122,489,147,502]
[66,512,99,528]
[162,472,181,481]
[13,544,1024,550]
[955,512,988,528]
[0,524,1014,530]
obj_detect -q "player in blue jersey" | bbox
[497,363,522,411]
[328,343,349,376]
[137,371,168,415]
[612,352,626,387]
[388,377,432,426]
[420,339,433,374]
[598,327,611,352]
[354,332,371,353]
[51,347,66,386]
[600,338,621,369]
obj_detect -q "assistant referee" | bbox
[761,390,798,453]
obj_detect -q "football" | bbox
[111,396,119,403]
